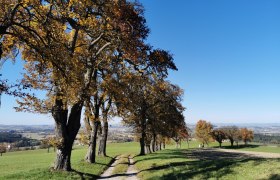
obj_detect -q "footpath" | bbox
[97,155,139,180]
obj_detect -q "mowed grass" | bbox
[134,148,280,180]
[1,140,280,179]
[183,140,280,154]
[0,142,139,179]
[219,143,280,154]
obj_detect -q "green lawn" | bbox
[219,143,280,154]
[0,142,139,179]
[184,140,280,154]
[134,148,280,180]
[1,141,280,179]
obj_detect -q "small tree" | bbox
[0,144,6,156]
[41,138,51,153]
[78,131,90,146]
[240,128,254,145]
[222,126,240,147]
[211,129,226,148]
[195,120,213,146]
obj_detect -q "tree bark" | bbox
[53,100,83,171]
[145,145,151,154]
[98,100,111,157]
[139,119,146,155]
[98,120,108,156]
[229,138,234,147]
[85,121,100,163]
[152,133,156,152]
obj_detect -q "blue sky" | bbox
[1,0,280,125]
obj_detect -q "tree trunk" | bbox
[163,141,166,149]
[139,112,146,155]
[140,136,145,155]
[85,121,100,163]
[145,145,151,154]
[219,142,222,148]
[98,120,108,156]
[152,133,156,152]
[159,143,162,151]
[52,100,83,171]
[54,145,72,171]
[230,139,234,147]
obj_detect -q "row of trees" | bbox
[195,120,254,147]
[0,0,187,171]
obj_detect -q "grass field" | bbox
[0,142,139,179]
[134,148,280,180]
[1,141,280,179]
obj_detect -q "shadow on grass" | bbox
[134,150,187,164]
[97,172,138,179]
[72,169,99,180]
[135,149,280,179]
[218,144,260,150]
[269,174,280,180]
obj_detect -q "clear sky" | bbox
[1,0,280,125]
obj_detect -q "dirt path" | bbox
[214,148,280,158]
[97,155,121,180]
[97,155,139,180]
[186,148,280,160]
[125,155,139,180]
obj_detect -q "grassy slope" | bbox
[1,141,280,179]
[0,142,139,179]
[134,148,280,180]
[219,143,280,154]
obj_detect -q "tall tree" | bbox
[222,126,240,147]
[195,120,213,146]
[210,129,226,148]
[240,128,254,145]
[1,0,149,170]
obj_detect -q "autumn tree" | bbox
[210,129,226,148]
[98,98,113,156]
[195,120,213,146]
[77,131,89,146]
[0,144,6,156]
[240,128,254,145]
[0,0,152,169]
[222,126,240,147]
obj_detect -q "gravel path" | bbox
[186,148,280,160]
[215,148,280,158]
[97,155,139,180]
[125,156,139,180]
[97,156,121,180]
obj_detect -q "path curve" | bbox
[97,155,121,180]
